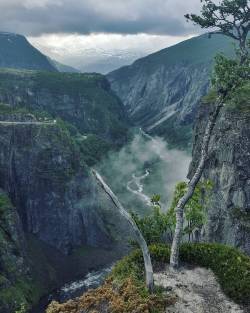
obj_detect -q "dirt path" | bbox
[154,266,245,313]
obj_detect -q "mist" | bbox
[97,130,191,215]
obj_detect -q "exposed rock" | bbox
[189,95,250,254]
[0,112,132,312]
[154,266,245,313]
[0,68,128,145]
[107,34,235,148]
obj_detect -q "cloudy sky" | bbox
[0,0,204,73]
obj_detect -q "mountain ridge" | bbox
[0,32,80,73]
[107,33,235,149]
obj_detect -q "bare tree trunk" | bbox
[92,169,154,292]
[170,96,225,269]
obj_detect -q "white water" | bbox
[58,266,113,301]
[31,265,113,312]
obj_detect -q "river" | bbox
[30,265,113,313]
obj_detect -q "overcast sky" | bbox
[0,0,204,73]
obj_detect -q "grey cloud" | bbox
[0,0,201,36]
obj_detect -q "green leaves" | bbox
[185,0,250,97]
[132,180,213,245]
[185,0,250,39]
[118,243,250,306]
[212,48,250,95]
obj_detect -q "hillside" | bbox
[107,34,235,149]
[0,32,57,71]
[0,68,128,146]
[48,58,80,73]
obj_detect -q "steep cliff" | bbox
[0,69,128,146]
[0,107,132,312]
[189,85,250,254]
[107,34,235,149]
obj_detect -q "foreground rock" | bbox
[154,266,244,313]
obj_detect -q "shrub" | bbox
[46,243,250,312]
[180,243,250,305]
[46,276,173,313]
[112,243,250,306]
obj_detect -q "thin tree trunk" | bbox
[92,169,154,292]
[170,96,225,269]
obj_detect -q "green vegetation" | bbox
[0,193,13,216]
[226,82,250,112]
[77,134,112,166]
[0,32,56,72]
[132,180,212,245]
[0,192,39,313]
[202,82,250,113]
[113,243,250,305]
[0,68,129,144]
[50,242,249,312]
[47,276,171,313]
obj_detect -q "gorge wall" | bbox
[189,88,250,255]
[107,34,235,149]
[0,70,131,312]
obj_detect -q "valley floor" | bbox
[154,266,245,313]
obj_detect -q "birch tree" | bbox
[170,0,250,269]
[92,169,154,292]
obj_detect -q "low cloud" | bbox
[28,33,192,73]
[1,0,201,37]
[97,131,191,215]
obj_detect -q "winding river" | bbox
[126,169,152,206]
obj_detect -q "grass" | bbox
[113,243,250,306]
[46,243,250,313]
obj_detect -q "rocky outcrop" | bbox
[107,34,234,148]
[189,92,250,254]
[0,69,128,145]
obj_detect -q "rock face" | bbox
[107,34,234,148]
[0,113,131,254]
[0,109,131,312]
[0,32,57,72]
[154,266,244,313]
[0,69,128,145]
[190,95,250,254]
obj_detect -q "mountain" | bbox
[0,32,80,73]
[107,34,235,149]
[0,32,57,71]
[48,57,80,73]
[75,49,144,74]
